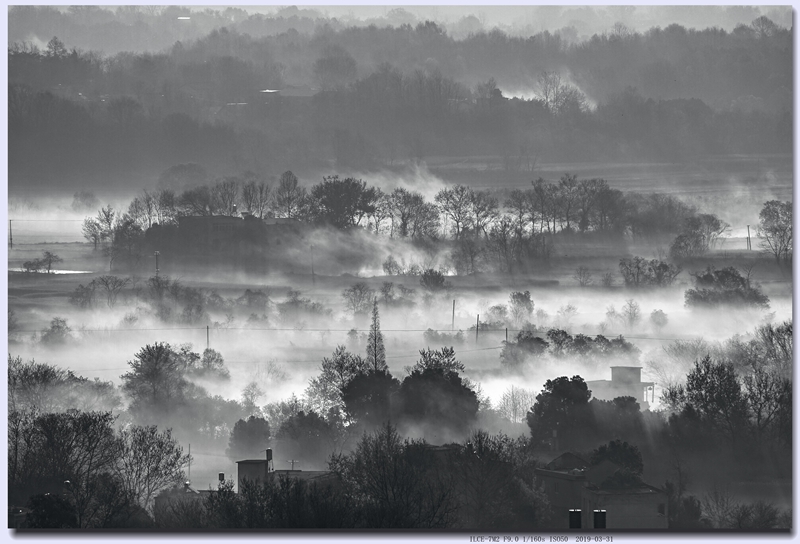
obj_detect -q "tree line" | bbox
[77,171,790,275]
[9,15,791,185]
[10,12,790,112]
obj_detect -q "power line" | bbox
[37,345,506,374]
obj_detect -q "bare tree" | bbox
[178,186,215,216]
[328,423,458,528]
[537,71,587,114]
[95,275,130,308]
[241,179,271,218]
[82,218,103,250]
[556,304,578,328]
[757,200,792,264]
[96,205,116,241]
[154,189,178,225]
[389,188,439,240]
[116,425,189,513]
[342,283,375,317]
[497,385,536,424]
[573,266,593,287]
[212,178,240,216]
[743,366,789,443]
[127,194,153,229]
[33,411,119,527]
[621,299,642,329]
[273,171,306,219]
[469,189,499,238]
[435,185,473,239]
[556,173,580,231]
[369,189,393,235]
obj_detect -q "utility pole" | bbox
[310,244,315,286]
[746,225,752,250]
[206,325,210,350]
[8,220,12,249]
[476,314,479,343]
[188,444,191,483]
[452,300,455,331]
[154,250,160,277]
[288,459,300,470]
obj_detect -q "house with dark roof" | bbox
[535,452,668,529]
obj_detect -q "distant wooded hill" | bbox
[8,14,792,190]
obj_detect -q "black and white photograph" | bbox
[4,4,794,536]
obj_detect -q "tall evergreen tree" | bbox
[366,298,387,372]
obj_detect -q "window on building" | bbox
[658,503,666,515]
[593,510,606,529]
[569,509,581,529]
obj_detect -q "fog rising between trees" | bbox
[7,5,793,532]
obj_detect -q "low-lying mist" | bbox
[10,271,788,409]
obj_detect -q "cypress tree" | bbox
[366,298,387,372]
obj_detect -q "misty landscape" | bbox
[6,5,793,532]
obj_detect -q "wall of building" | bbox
[536,470,587,529]
[582,490,668,529]
[237,462,269,489]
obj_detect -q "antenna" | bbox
[287,459,300,470]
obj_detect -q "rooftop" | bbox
[587,483,665,495]
[270,470,336,482]
[546,452,590,471]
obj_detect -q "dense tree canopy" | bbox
[527,375,594,449]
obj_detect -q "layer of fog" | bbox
[11,276,788,404]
